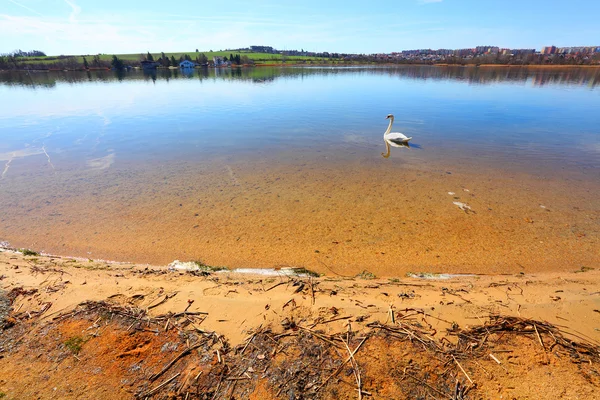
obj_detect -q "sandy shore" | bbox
[1,247,600,398]
[1,247,599,345]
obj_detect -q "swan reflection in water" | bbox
[381,138,411,158]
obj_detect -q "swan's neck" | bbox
[384,117,394,135]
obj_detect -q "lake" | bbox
[0,66,599,276]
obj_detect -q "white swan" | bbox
[381,115,412,158]
[384,114,412,144]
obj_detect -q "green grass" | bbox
[93,50,328,62]
[574,266,594,273]
[19,249,40,256]
[355,270,377,280]
[290,267,320,277]
[64,336,86,354]
[192,260,228,272]
[16,50,340,66]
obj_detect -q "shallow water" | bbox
[0,66,599,276]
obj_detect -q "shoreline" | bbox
[1,246,599,398]
[0,243,506,280]
[2,63,600,72]
[2,244,600,343]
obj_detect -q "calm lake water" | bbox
[1,66,599,276]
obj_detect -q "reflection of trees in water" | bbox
[1,66,599,89]
[380,66,600,87]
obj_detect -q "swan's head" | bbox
[386,114,394,119]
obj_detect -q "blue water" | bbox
[0,66,598,273]
[1,67,599,170]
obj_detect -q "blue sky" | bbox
[1,0,599,55]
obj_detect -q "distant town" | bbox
[1,44,599,71]
[247,45,600,65]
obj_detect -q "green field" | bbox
[18,50,338,66]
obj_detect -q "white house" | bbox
[179,60,196,68]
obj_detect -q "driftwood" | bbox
[8,298,599,400]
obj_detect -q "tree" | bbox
[146,52,154,61]
[235,54,241,65]
[83,57,89,69]
[111,55,125,70]
[171,56,177,66]
[196,48,199,52]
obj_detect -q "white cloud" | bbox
[64,0,81,23]
[0,8,445,55]
[0,14,160,54]
[6,0,43,16]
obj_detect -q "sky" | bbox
[1,0,600,56]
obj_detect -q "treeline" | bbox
[0,55,106,70]
[107,51,255,70]
[1,49,46,57]
[140,51,210,67]
[141,51,253,66]
[0,53,112,70]
[223,53,253,65]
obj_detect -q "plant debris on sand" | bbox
[1,297,599,399]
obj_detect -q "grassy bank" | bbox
[14,50,340,67]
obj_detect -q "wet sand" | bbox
[1,147,598,277]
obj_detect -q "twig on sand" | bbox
[149,342,204,382]
[403,370,453,400]
[533,324,546,352]
[343,339,363,400]
[264,281,288,292]
[211,366,228,400]
[452,355,473,385]
[148,292,177,310]
[309,315,352,329]
[139,373,180,398]
[315,337,368,392]
[297,326,340,348]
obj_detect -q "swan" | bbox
[383,114,412,144]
